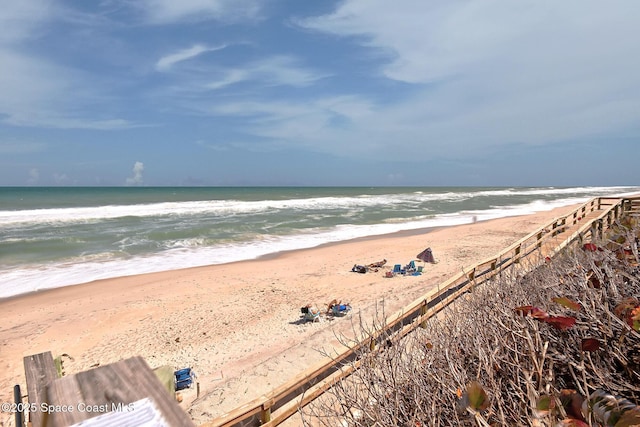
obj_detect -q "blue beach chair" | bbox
[174,368,196,391]
[392,264,403,275]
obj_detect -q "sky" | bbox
[1,0,639,187]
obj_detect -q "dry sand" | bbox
[0,204,579,427]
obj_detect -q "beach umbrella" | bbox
[416,247,435,264]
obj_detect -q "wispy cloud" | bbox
[204,95,377,156]
[296,0,533,84]
[133,1,640,163]
[250,56,330,87]
[205,69,249,90]
[0,50,101,129]
[205,56,329,90]
[0,6,136,131]
[0,0,53,44]
[212,95,372,122]
[156,44,227,71]
[136,0,262,24]
[292,0,640,157]
[0,140,46,154]
[2,0,638,186]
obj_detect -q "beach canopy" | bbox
[416,247,435,263]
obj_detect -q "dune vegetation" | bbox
[305,216,640,426]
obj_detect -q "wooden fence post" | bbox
[467,268,476,292]
[597,219,604,239]
[261,399,273,424]
[420,302,428,329]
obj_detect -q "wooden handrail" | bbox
[201,196,638,427]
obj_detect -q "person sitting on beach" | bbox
[327,299,351,316]
[367,259,387,270]
[327,299,339,313]
[302,304,321,322]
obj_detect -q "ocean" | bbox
[1,186,639,299]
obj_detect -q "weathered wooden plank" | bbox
[42,373,85,426]
[24,351,58,427]
[44,356,195,427]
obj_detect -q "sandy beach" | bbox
[0,204,580,427]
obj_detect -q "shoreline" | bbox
[2,197,591,301]
[254,224,446,261]
[0,224,446,304]
[0,204,582,426]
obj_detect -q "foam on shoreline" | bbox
[0,197,590,299]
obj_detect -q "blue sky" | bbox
[1,0,639,187]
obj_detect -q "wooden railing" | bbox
[201,196,640,427]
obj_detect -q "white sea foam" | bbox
[0,196,595,299]
[2,186,632,227]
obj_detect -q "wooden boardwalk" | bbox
[22,353,194,427]
[23,352,58,427]
[539,208,604,258]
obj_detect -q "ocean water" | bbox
[1,186,639,299]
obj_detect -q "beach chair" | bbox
[402,261,413,273]
[417,265,424,273]
[301,306,321,322]
[392,264,403,275]
[408,260,416,271]
[174,367,195,391]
